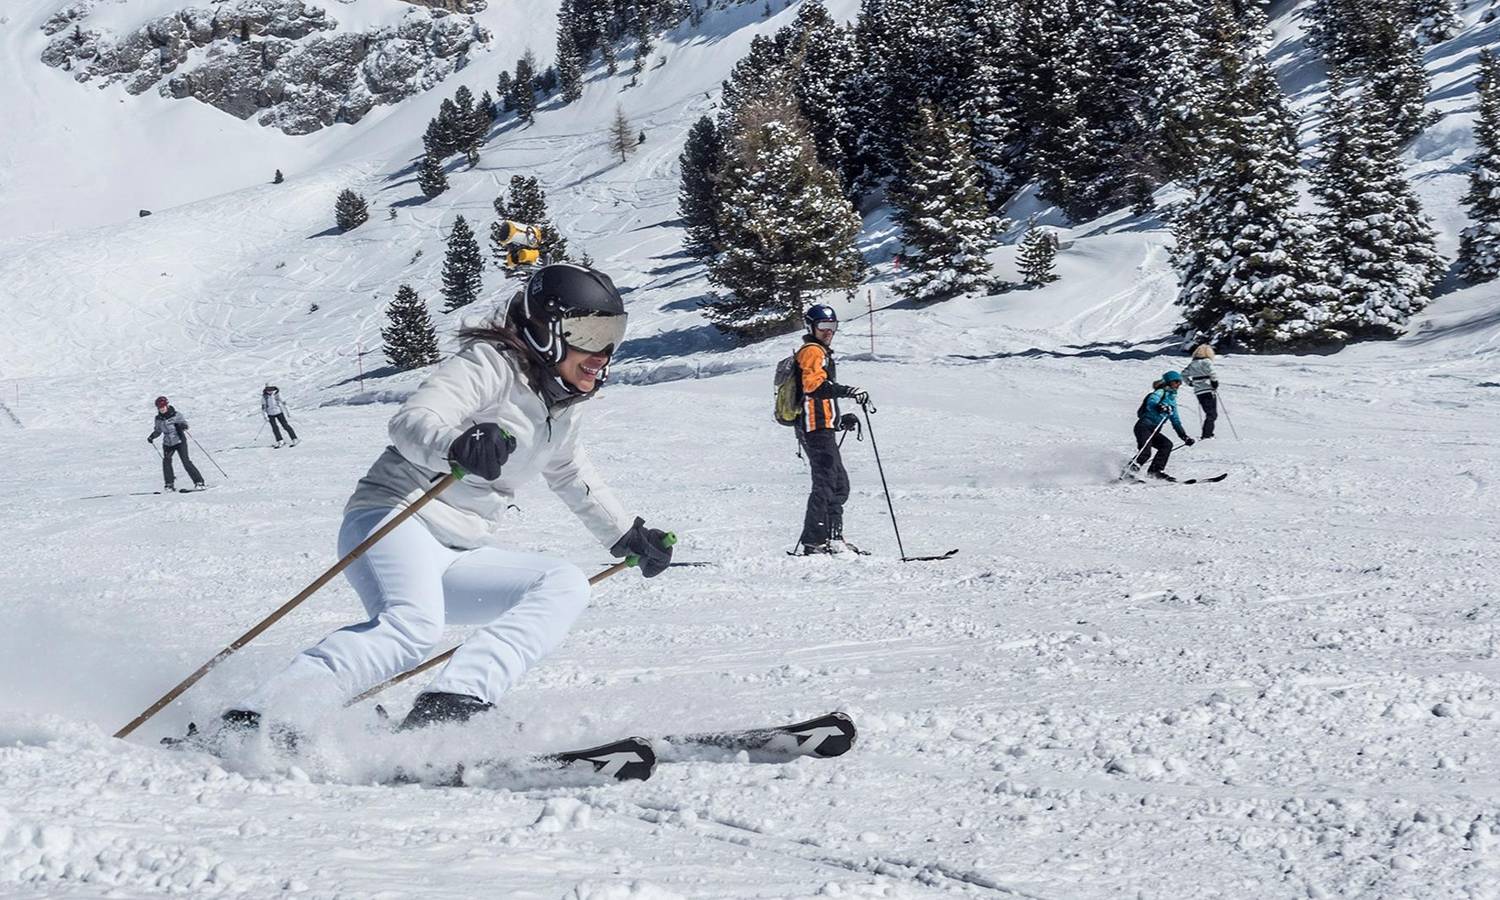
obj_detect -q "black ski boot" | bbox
[1148,470,1177,482]
[400,692,494,731]
[798,541,835,556]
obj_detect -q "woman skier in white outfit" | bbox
[229,264,673,732]
[1181,344,1220,440]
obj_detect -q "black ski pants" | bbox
[268,413,297,442]
[799,429,850,545]
[1133,420,1174,473]
[1195,391,1217,439]
[162,442,205,487]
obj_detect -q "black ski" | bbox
[540,736,657,780]
[1181,473,1228,484]
[903,548,958,562]
[662,712,857,760]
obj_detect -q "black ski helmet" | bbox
[510,263,628,366]
[154,395,169,409]
[805,304,838,335]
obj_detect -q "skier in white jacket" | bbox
[229,264,674,731]
[1181,344,1220,440]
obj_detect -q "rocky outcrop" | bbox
[41,0,489,135]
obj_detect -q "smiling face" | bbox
[556,345,611,393]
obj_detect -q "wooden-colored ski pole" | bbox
[113,473,460,739]
[346,534,676,707]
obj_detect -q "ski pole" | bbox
[347,533,677,707]
[859,399,909,562]
[113,472,460,740]
[189,433,229,480]
[1215,391,1241,441]
[254,418,266,443]
[1121,415,1168,479]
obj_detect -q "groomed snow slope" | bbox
[1,0,1499,896]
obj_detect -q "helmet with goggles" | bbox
[805,304,838,336]
[508,263,629,402]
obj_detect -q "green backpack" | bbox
[773,352,801,427]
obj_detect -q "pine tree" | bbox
[1414,0,1462,44]
[1365,9,1434,144]
[960,0,1020,206]
[558,26,585,103]
[492,193,508,220]
[508,175,569,261]
[479,90,498,121]
[539,66,560,95]
[1312,79,1445,337]
[1170,11,1339,349]
[417,153,448,198]
[785,2,862,189]
[441,216,485,312]
[1016,223,1059,285]
[335,189,369,231]
[706,103,864,335]
[890,102,999,301]
[383,285,441,370]
[609,105,636,162]
[1459,49,1500,282]
[631,6,654,73]
[512,51,539,124]
[273,168,284,184]
[496,71,514,111]
[678,116,724,259]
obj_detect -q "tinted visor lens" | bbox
[560,312,628,355]
[815,321,838,334]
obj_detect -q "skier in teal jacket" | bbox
[1130,371,1194,479]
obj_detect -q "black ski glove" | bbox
[610,517,674,578]
[1182,436,1196,447]
[838,413,860,432]
[845,387,870,406]
[447,423,516,480]
[1210,380,1219,390]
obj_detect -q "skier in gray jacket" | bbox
[261,385,299,448]
[147,396,206,491]
[1181,344,1219,439]
[229,264,674,733]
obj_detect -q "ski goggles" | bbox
[560,311,628,356]
[814,321,838,333]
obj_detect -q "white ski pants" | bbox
[239,506,591,715]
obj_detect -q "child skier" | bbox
[1129,372,1194,481]
[146,396,206,491]
[794,305,869,555]
[261,385,299,448]
[1181,344,1220,439]
[227,264,673,732]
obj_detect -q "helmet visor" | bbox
[560,311,628,355]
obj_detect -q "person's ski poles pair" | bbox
[856,399,956,563]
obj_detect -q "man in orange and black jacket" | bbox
[795,305,869,555]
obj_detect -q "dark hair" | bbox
[456,298,592,408]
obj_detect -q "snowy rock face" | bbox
[40,1,489,134]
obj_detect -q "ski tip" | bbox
[780,712,858,758]
[552,736,657,781]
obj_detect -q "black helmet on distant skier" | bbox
[805,304,838,335]
[154,395,169,409]
[510,264,628,366]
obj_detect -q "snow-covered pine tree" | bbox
[678,116,724,260]
[631,6,653,73]
[496,71,514,112]
[1459,49,1500,282]
[512,52,538,124]
[492,193,508,219]
[383,285,441,370]
[959,0,1020,207]
[441,216,484,312]
[719,35,789,133]
[435,99,463,155]
[610,105,636,162]
[418,153,448,199]
[890,102,1000,301]
[1136,0,1215,183]
[479,90,498,122]
[1016,222,1059,285]
[784,2,862,189]
[1312,78,1445,337]
[508,175,570,261]
[273,168,284,184]
[706,102,863,335]
[1170,6,1339,349]
[558,25,585,103]
[1413,0,1462,45]
[539,66,560,95]
[335,189,369,231]
[1365,8,1435,143]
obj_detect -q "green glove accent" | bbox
[451,464,467,481]
[627,531,677,568]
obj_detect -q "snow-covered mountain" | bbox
[1,0,1498,895]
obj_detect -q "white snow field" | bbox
[3,0,1500,896]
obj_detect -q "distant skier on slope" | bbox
[261,385,299,448]
[1127,372,1194,481]
[225,264,673,733]
[1181,344,1220,440]
[146,396,206,491]
[792,305,869,555]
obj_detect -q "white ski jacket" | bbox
[262,391,287,417]
[345,342,634,551]
[1182,358,1218,395]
